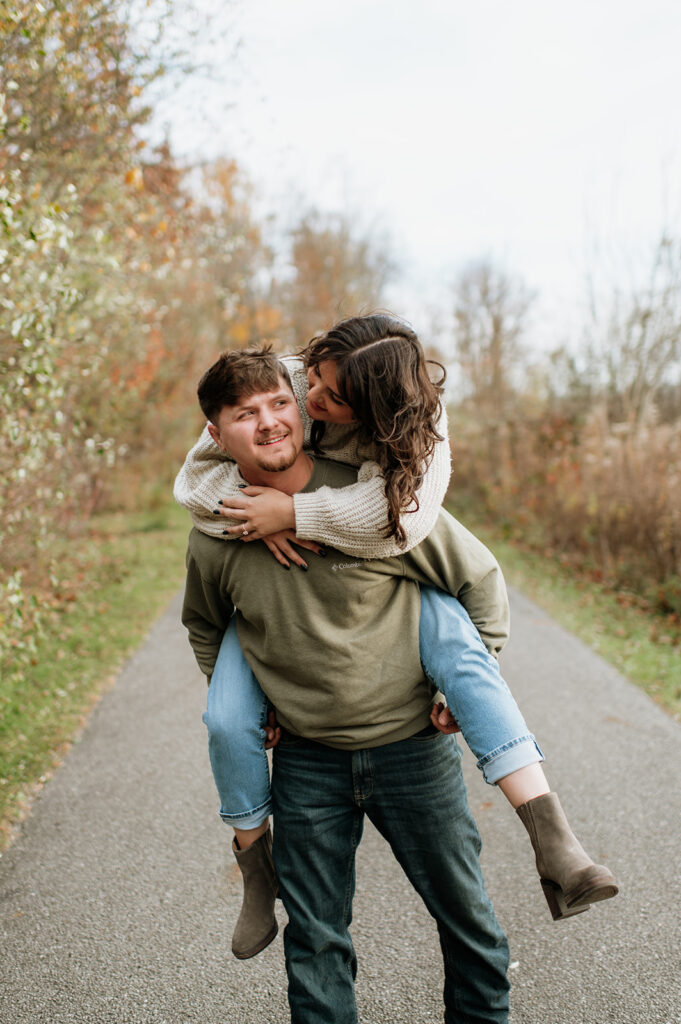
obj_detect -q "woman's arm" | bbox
[292,405,452,558]
[173,425,252,539]
[174,354,451,555]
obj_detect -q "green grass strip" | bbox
[456,513,681,723]
[3,499,678,851]
[0,500,192,851]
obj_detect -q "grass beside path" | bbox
[457,514,681,724]
[2,501,679,852]
[0,501,191,852]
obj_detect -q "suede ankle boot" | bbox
[516,792,619,921]
[231,827,278,959]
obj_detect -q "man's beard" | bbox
[256,451,297,472]
[254,436,298,473]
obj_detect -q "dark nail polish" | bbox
[318,548,327,557]
[237,484,247,489]
[222,530,229,535]
[299,564,308,571]
[217,499,223,505]
[282,563,290,570]
[212,509,220,515]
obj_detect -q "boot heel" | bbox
[518,793,619,923]
[541,880,590,921]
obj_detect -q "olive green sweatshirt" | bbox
[181,458,509,750]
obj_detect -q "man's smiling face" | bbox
[207,377,304,476]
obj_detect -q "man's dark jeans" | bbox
[271,726,510,1024]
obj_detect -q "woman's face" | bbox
[305,360,356,424]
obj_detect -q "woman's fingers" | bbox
[215,502,249,520]
[216,487,264,510]
[237,486,266,496]
[214,494,264,519]
[274,538,308,569]
[213,490,295,535]
[262,535,309,569]
[261,531,312,569]
[223,521,254,536]
[240,530,324,569]
[288,536,326,556]
[263,536,291,567]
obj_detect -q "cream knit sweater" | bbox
[173,355,452,558]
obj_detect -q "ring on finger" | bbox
[242,525,249,536]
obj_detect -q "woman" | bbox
[174,314,618,958]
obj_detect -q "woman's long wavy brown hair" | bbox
[302,314,446,547]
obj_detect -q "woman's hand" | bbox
[261,530,326,569]
[430,701,461,734]
[217,486,296,540]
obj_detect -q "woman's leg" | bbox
[204,615,273,827]
[419,585,545,792]
[202,615,278,957]
[419,586,618,918]
[495,764,549,807]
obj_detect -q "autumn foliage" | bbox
[0,2,275,688]
[445,260,681,629]
[0,1,403,697]
[4,1,677,703]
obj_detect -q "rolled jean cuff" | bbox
[477,735,544,785]
[218,797,272,830]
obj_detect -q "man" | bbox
[181,348,511,1023]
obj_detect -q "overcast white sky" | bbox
[162,0,681,350]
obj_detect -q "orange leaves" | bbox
[274,208,395,349]
[226,302,284,349]
[125,327,166,397]
[206,158,241,212]
[124,167,144,190]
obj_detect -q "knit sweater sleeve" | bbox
[293,404,451,558]
[173,353,451,554]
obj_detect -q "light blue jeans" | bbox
[202,586,544,830]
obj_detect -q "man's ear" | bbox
[207,422,222,449]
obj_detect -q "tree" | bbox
[0,0,162,194]
[0,0,250,687]
[194,159,279,349]
[584,231,681,427]
[449,260,533,411]
[274,208,396,347]
[445,260,534,479]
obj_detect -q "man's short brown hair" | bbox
[197,346,291,423]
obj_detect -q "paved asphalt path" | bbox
[1,587,680,1024]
